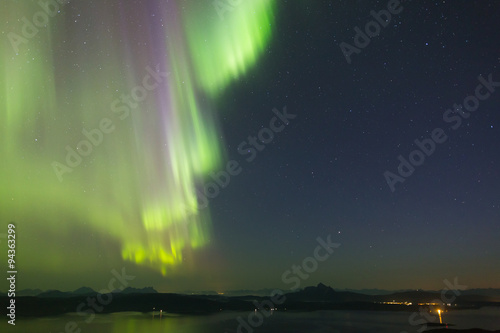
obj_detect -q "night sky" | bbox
[1,0,499,294]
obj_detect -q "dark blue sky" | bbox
[206,0,500,292]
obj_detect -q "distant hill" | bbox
[338,288,413,295]
[182,290,220,296]
[38,290,70,298]
[188,288,277,297]
[335,288,500,299]
[2,283,499,318]
[120,287,157,294]
[1,283,499,318]
[17,288,43,296]
[281,283,500,304]
[461,288,500,298]
[287,283,341,301]
[286,283,376,303]
[30,286,158,298]
[3,285,500,300]
[72,287,96,295]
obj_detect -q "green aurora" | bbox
[1,0,275,278]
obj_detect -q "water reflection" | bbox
[109,313,207,333]
[1,308,499,333]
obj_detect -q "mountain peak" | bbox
[317,283,329,290]
[73,287,96,295]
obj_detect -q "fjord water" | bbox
[2,307,499,333]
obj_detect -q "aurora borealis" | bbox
[1,0,275,279]
[1,0,500,295]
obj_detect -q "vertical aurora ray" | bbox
[1,1,58,153]
[0,0,275,277]
[184,0,276,97]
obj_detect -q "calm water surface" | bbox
[2,307,499,333]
